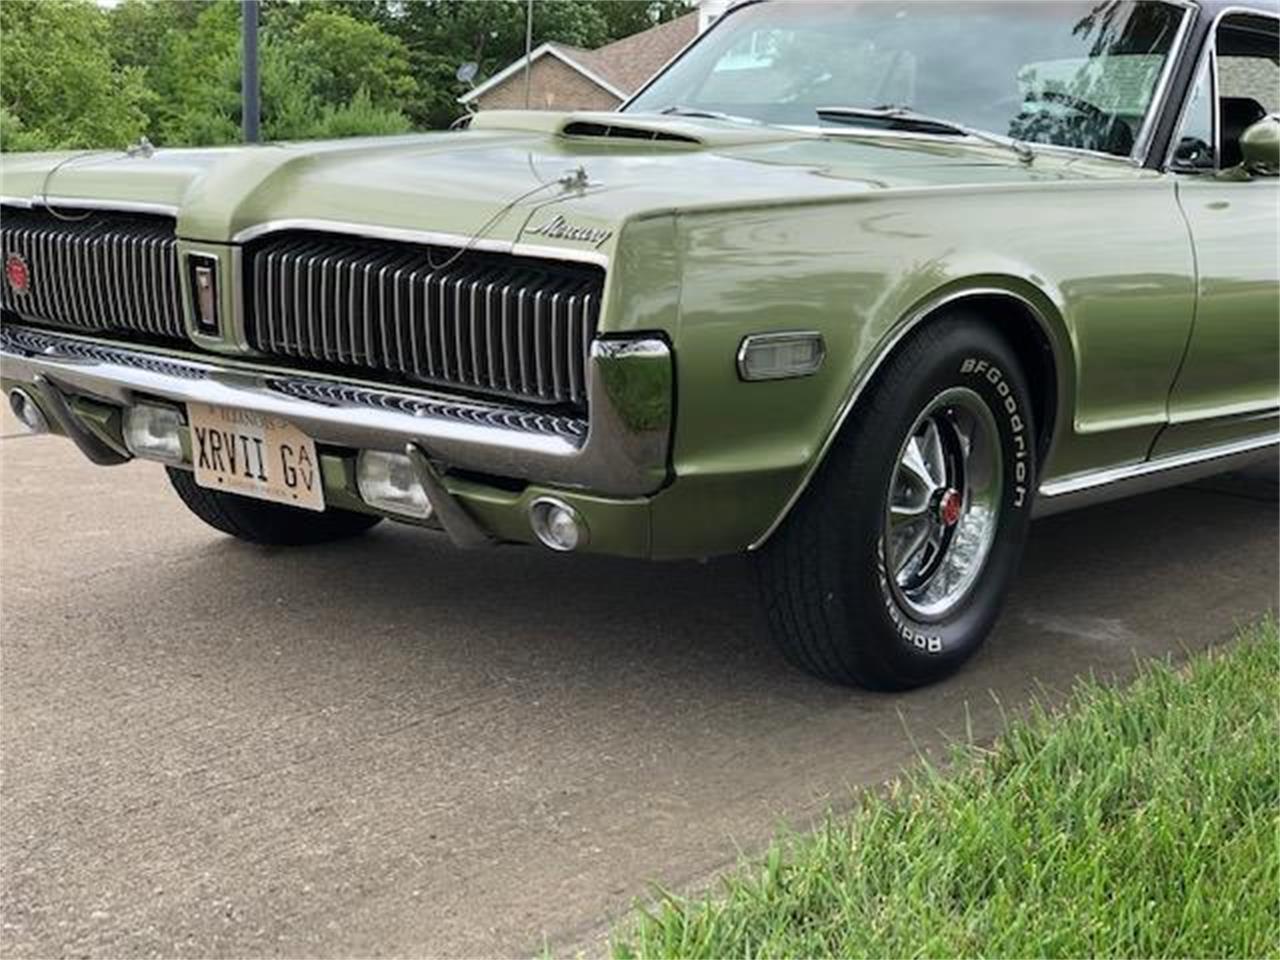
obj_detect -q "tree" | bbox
[145,0,242,145]
[136,1,416,146]
[592,0,691,41]
[0,0,150,151]
[288,8,418,113]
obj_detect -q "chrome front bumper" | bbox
[0,323,673,496]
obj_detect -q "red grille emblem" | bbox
[5,254,29,295]
[939,489,962,527]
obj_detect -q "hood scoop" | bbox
[468,109,810,149]
[561,120,700,145]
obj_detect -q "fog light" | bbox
[737,332,826,381]
[123,402,184,463]
[357,450,432,519]
[529,497,588,552]
[8,389,48,434]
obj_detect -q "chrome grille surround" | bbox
[244,232,604,410]
[0,206,184,340]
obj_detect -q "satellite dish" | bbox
[456,62,479,86]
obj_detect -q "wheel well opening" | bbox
[951,293,1059,462]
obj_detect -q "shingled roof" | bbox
[569,13,700,94]
[459,11,699,106]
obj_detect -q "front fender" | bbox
[652,180,1190,558]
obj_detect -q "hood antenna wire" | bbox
[38,136,156,223]
[426,159,592,271]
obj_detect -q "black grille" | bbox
[0,206,184,339]
[245,232,604,409]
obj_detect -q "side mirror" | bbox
[1239,116,1280,177]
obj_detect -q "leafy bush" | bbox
[0,107,52,153]
[311,89,414,141]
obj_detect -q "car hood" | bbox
[0,111,1148,256]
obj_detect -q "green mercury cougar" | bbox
[2,0,1277,688]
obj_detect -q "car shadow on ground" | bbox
[160,464,1277,708]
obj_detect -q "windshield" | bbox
[625,1,1188,158]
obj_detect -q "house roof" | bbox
[570,13,700,95]
[459,11,699,105]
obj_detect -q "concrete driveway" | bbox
[1,415,1276,959]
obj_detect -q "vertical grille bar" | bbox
[550,292,564,401]
[500,282,515,393]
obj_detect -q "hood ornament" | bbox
[125,136,155,159]
[558,165,592,191]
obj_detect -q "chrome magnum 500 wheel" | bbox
[885,387,1002,622]
[757,314,1037,689]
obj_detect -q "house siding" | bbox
[473,57,621,112]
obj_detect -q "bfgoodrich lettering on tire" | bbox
[756,312,1037,689]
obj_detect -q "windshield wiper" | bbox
[816,105,1034,165]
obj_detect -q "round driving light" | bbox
[8,389,48,434]
[529,497,588,552]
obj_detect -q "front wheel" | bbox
[756,314,1037,689]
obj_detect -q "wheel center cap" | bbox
[937,488,962,527]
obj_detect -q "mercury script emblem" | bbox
[525,215,611,246]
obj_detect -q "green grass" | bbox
[612,620,1280,960]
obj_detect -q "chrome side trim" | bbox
[1033,432,1277,516]
[228,219,610,268]
[0,323,671,496]
[0,195,180,217]
[747,286,1062,550]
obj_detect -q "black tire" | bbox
[756,312,1037,689]
[166,467,382,546]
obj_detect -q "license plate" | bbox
[188,402,325,512]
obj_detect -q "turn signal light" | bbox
[737,332,826,381]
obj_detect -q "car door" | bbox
[1156,9,1280,458]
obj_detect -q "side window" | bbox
[1171,57,1216,170]
[1171,14,1279,172]
[1214,15,1280,168]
